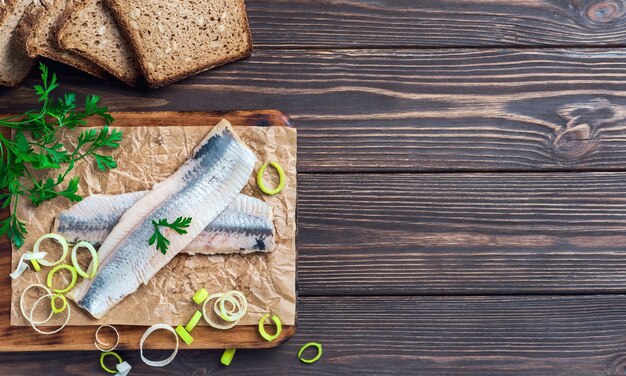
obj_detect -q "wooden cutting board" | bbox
[0,110,296,351]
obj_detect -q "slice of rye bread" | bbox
[0,0,35,87]
[15,0,108,78]
[57,0,140,86]
[105,0,253,88]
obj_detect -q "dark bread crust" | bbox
[56,0,141,86]
[104,0,253,88]
[16,0,109,79]
[14,1,39,58]
[1,0,35,87]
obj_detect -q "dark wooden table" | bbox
[3,0,626,374]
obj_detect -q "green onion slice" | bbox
[33,233,69,267]
[258,313,282,342]
[256,162,286,195]
[71,241,98,279]
[193,288,208,304]
[175,325,193,345]
[50,294,67,314]
[298,342,323,364]
[221,348,236,366]
[185,311,203,332]
[100,351,123,374]
[46,264,78,293]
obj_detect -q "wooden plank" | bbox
[0,295,624,375]
[297,172,626,295]
[0,110,296,351]
[6,49,626,172]
[246,0,626,48]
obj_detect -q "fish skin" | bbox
[69,120,257,319]
[52,192,276,255]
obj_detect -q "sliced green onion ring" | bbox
[298,342,323,364]
[221,348,236,366]
[100,351,123,374]
[94,324,120,352]
[140,324,179,367]
[175,325,193,345]
[50,294,67,314]
[71,241,98,279]
[193,288,209,304]
[20,284,52,325]
[46,264,78,293]
[258,313,282,342]
[29,293,71,335]
[185,311,203,332]
[256,162,286,195]
[33,233,69,267]
[202,293,239,330]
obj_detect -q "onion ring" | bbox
[94,324,120,352]
[71,241,98,279]
[9,251,46,279]
[140,324,179,367]
[202,293,239,330]
[33,233,68,267]
[213,290,247,322]
[20,284,52,325]
[29,293,71,335]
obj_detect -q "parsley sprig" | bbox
[149,217,193,255]
[0,63,122,248]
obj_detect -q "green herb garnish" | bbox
[149,217,193,254]
[0,63,122,248]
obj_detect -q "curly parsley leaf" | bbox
[149,217,193,255]
[0,63,121,248]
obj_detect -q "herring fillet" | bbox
[68,120,256,319]
[52,192,276,255]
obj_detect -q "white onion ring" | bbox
[94,324,120,352]
[34,233,68,267]
[29,293,71,335]
[202,293,239,330]
[140,324,179,367]
[10,251,47,279]
[20,284,53,325]
[218,291,247,322]
[71,241,98,279]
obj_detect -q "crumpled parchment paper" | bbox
[11,122,297,327]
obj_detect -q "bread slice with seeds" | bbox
[15,0,108,78]
[57,0,140,86]
[0,0,35,86]
[105,0,253,88]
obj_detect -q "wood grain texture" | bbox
[298,172,626,295]
[1,295,626,375]
[0,110,295,351]
[246,0,626,48]
[6,49,626,171]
